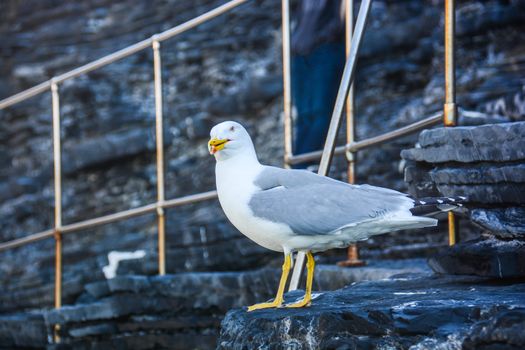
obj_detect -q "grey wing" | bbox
[249,167,415,235]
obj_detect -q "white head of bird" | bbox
[208,121,257,162]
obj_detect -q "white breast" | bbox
[215,159,292,253]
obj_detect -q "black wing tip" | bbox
[410,196,468,216]
[413,196,468,206]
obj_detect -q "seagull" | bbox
[208,121,463,311]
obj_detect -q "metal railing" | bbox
[286,0,458,289]
[0,0,458,308]
[0,0,249,310]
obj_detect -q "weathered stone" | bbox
[456,1,525,36]
[0,271,96,314]
[458,109,512,126]
[68,323,118,338]
[107,275,151,293]
[0,0,523,300]
[430,163,525,185]
[428,238,525,278]
[1,4,525,349]
[404,162,440,198]
[46,294,181,325]
[401,122,525,163]
[401,123,525,204]
[47,333,218,350]
[218,274,525,349]
[0,262,421,349]
[118,315,221,332]
[83,280,110,300]
[184,113,216,140]
[116,235,275,276]
[61,128,169,175]
[205,74,283,117]
[435,183,525,204]
[470,208,525,239]
[0,313,47,348]
[463,309,525,350]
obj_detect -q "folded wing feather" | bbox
[248,166,416,236]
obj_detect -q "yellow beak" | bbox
[208,137,229,154]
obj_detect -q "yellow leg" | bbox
[286,251,315,308]
[247,253,291,312]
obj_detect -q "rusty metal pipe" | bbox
[0,229,55,251]
[163,190,218,208]
[153,38,166,275]
[345,0,356,184]
[444,0,458,244]
[340,0,365,268]
[287,112,442,166]
[54,232,62,309]
[448,211,457,245]
[51,81,62,312]
[443,0,457,127]
[58,203,158,234]
[282,0,293,168]
[337,0,364,266]
[0,81,51,110]
[53,229,62,342]
[0,191,219,252]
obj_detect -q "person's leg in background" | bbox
[291,42,345,169]
[291,53,313,165]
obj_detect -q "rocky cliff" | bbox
[1,0,525,318]
[0,260,429,349]
[218,274,525,350]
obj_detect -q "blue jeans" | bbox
[292,42,345,168]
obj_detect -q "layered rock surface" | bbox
[470,207,525,240]
[0,260,428,349]
[1,0,525,313]
[218,274,525,350]
[428,238,525,279]
[402,119,525,281]
[0,1,523,349]
[402,122,525,204]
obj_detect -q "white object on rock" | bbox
[102,250,146,279]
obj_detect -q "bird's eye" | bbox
[229,126,235,132]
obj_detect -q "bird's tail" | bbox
[410,196,467,217]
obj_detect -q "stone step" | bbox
[218,274,525,349]
[401,122,525,163]
[0,260,429,349]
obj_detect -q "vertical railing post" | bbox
[338,0,365,268]
[153,36,166,275]
[345,0,356,184]
[51,80,62,341]
[443,0,457,127]
[444,0,458,245]
[282,0,293,169]
[289,0,372,291]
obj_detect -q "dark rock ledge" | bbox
[218,274,525,350]
[428,238,525,279]
[0,260,428,349]
[402,121,525,204]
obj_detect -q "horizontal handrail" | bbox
[0,0,248,110]
[0,111,442,252]
[0,229,55,252]
[286,111,442,165]
[0,190,218,252]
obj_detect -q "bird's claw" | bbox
[285,296,311,308]
[247,300,283,312]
